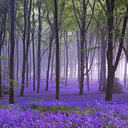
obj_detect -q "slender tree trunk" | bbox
[37,0,41,93]
[29,45,31,80]
[32,0,35,91]
[124,58,127,87]
[50,48,55,83]
[76,31,80,88]
[26,59,28,88]
[65,33,68,86]
[0,11,7,97]
[85,33,89,91]
[9,0,15,104]
[20,0,32,96]
[46,31,54,91]
[16,36,19,83]
[54,0,60,100]
[99,29,107,91]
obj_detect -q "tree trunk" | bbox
[79,0,86,95]
[105,0,114,101]
[50,49,55,83]
[46,31,54,91]
[16,36,19,83]
[76,30,80,88]
[37,0,41,93]
[32,0,35,91]
[20,0,32,96]
[105,0,128,101]
[54,0,60,100]
[26,58,28,88]
[65,33,68,86]
[0,9,7,98]
[85,33,89,91]
[9,0,15,104]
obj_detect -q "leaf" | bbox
[0,56,9,60]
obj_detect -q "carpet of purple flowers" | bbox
[0,100,128,127]
[0,79,128,127]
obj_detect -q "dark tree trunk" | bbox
[0,9,7,97]
[9,0,15,104]
[105,0,115,101]
[37,0,41,93]
[79,0,86,95]
[29,45,31,80]
[105,0,128,101]
[26,59,28,88]
[54,0,60,100]
[32,0,35,91]
[20,0,32,96]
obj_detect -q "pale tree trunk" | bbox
[85,33,89,91]
[123,40,128,87]
[50,49,55,83]
[46,30,54,91]
[76,30,80,88]
[99,29,107,91]
[65,33,68,86]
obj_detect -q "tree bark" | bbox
[9,0,15,104]
[20,0,32,96]
[37,0,41,93]
[79,0,86,95]
[32,0,35,91]
[105,0,128,101]
[54,0,60,100]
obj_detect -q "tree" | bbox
[20,0,32,96]
[32,0,35,91]
[54,0,60,100]
[105,0,128,101]
[0,0,8,98]
[9,0,15,104]
[37,0,42,93]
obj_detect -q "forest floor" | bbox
[1,78,128,127]
[1,78,128,106]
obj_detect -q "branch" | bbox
[72,0,81,30]
[114,6,128,71]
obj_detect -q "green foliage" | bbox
[39,105,74,113]
[0,56,9,60]
[28,99,44,109]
